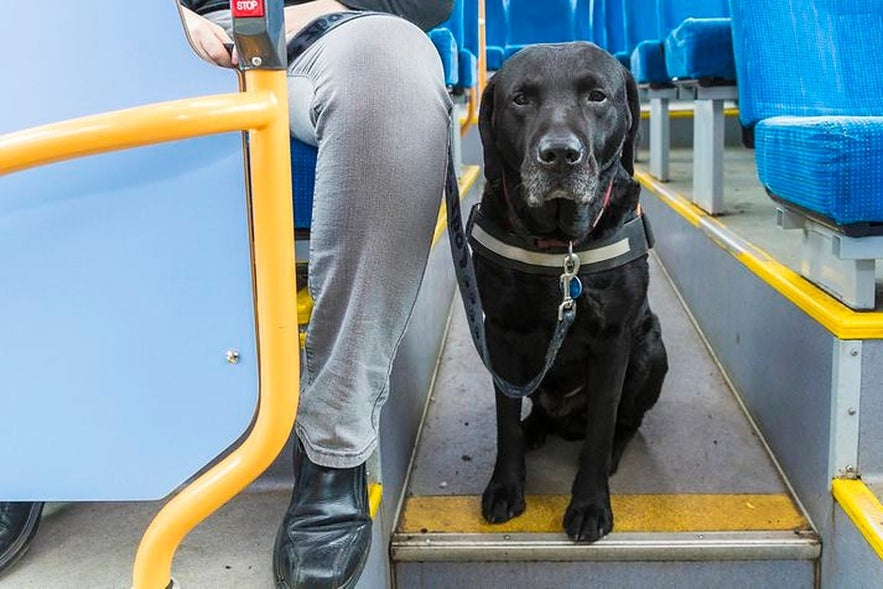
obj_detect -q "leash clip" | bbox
[558,242,582,321]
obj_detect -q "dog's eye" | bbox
[587,90,607,103]
[512,92,531,106]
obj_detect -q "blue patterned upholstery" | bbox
[631,40,668,85]
[756,117,883,226]
[730,0,883,226]
[664,17,735,81]
[290,139,318,229]
[730,0,883,128]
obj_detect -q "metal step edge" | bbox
[390,530,820,563]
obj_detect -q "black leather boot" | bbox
[273,440,372,589]
[0,502,44,575]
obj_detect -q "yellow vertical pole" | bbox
[132,67,297,588]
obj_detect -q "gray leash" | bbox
[444,141,579,399]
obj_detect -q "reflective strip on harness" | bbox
[470,224,631,269]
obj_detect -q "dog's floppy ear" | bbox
[620,66,641,176]
[478,76,502,184]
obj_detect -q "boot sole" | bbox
[0,502,45,576]
[273,525,372,589]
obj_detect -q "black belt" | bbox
[286,11,373,63]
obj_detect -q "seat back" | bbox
[506,0,579,46]
[730,0,883,127]
[0,3,258,500]
[656,0,729,39]
[603,0,627,53]
[623,0,661,49]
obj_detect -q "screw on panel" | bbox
[226,349,241,365]
[251,56,263,67]
[848,407,857,416]
[850,349,859,357]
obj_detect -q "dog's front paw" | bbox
[482,479,526,523]
[563,496,613,542]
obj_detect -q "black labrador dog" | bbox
[473,43,668,543]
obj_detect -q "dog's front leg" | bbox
[482,389,526,523]
[564,342,629,542]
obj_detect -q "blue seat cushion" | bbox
[631,40,668,85]
[486,46,504,70]
[614,51,631,71]
[755,116,883,226]
[664,17,736,82]
[458,49,478,89]
[291,138,317,229]
[428,28,459,86]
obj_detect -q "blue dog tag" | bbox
[559,274,583,299]
[569,275,583,299]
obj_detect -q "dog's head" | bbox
[479,42,640,242]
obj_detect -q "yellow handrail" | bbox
[0,92,276,175]
[131,69,297,589]
[0,68,298,588]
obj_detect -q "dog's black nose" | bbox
[537,135,584,169]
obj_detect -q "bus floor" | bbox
[392,252,819,587]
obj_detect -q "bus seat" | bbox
[663,17,735,82]
[503,0,582,60]
[730,0,883,308]
[645,0,736,213]
[730,0,883,229]
[602,0,630,68]
[0,3,259,500]
[631,40,667,85]
[291,139,318,230]
[485,0,507,70]
[429,27,461,87]
[429,0,480,90]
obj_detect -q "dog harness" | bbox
[445,142,655,399]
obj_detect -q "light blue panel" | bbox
[397,560,814,588]
[824,504,883,588]
[860,341,883,474]
[1,2,239,132]
[0,2,259,499]
[0,137,258,501]
[641,191,835,528]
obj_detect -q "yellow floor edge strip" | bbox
[832,479,883,560]
[400,494,809,534]
[433,165,482,247]
[635,168,883,340]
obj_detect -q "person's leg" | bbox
[276,14,451,589]
[0,502,44,575]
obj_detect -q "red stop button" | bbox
[231,0,265,18]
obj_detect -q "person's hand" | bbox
[181,6,239,68]
[283,0,348,41]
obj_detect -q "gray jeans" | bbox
[208,12,452,467]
